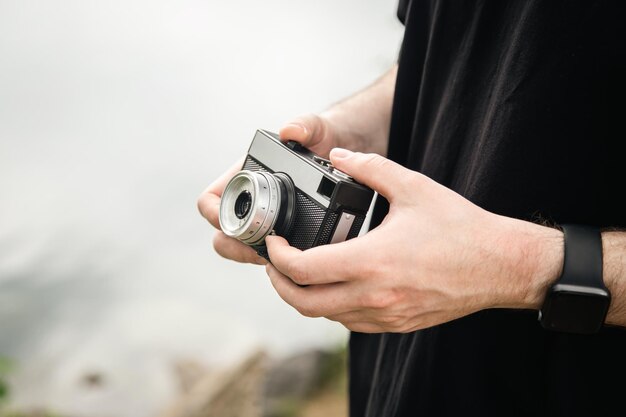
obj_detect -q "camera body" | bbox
[219,129,375,258]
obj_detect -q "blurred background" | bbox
[0,1,403,416]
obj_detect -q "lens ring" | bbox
[241,172,281,245]
[219,171,257,238]
[219,170,282,245]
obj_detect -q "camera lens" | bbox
[219,170,295,246]
[234,191,252,219]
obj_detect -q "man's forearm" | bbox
[603,231,626,327]
[321,64,398,155]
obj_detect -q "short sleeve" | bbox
[397,0,410,25]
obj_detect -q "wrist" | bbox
[602,231,625,326]
[318,108,372,152]
[521,223,564,310]
[318,65,396,155]
[496,218,564,310]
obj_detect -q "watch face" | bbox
[542,290,611,334]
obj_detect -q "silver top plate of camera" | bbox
[248,130,358,208]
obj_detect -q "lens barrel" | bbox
[219,170,295,246]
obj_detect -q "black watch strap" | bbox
[539,224,611,334]
[559,225,604,288]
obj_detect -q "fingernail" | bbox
[330,148,352,160]
[255,256,268,265]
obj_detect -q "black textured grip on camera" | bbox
[314,212,340,245]
[289,191,328,250]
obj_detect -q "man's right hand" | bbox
[197,114,340,265]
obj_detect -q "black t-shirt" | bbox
[350,1,626,416]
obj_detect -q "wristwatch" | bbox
[539,224,611,334]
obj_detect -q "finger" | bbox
[326,310,408,332]
[197,157,244,229]
[339,321,387,333]
[265,263,356,317]
[213,231,267,265]
[279,114,331,155]
[198,193,222,229]
[325,310,366,323]
[265,235,363,285]
[329,149,420,202]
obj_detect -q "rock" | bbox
[172,359,211,394]
[160,349,268,417]
[262,349,333,417]
[159,347,346,417]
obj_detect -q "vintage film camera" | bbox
[219,129,375,258]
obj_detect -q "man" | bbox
[198,1,626,415]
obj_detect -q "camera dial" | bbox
[219,170,296,246]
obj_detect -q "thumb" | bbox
[329,148,414,202]
[279,113,331,154]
